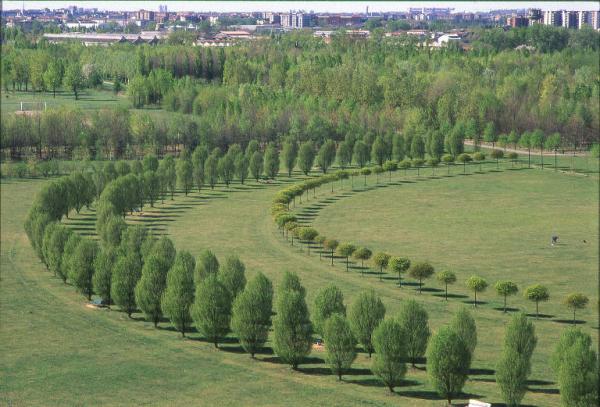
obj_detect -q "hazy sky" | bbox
[3,1,599,13]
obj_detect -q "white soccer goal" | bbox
[19,101,47,112]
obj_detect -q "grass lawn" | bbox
[1,162,597,406]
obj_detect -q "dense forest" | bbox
[1,26,599,160]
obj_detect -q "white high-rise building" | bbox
[561,10,578,28]
[590,10,600,29]
[543,10,562,26]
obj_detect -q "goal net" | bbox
[18,101,48,112]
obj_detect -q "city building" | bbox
[507,16,529,27]
[561,11,578,28]
[543,10,562,26]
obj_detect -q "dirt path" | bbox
[464,140,589,157]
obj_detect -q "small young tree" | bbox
[298,227,318,255]
[426,326,471,406]
[473,152,485,172]
[352,247,372,275]
[383,160,398,181]
[449,307,477,357]
[563,293,589,325]
[111,253,142,317]
[218,255,246,299]
[436,270,456,300]
[161,251,195,336]
[409,262,434,293]
[231,272,273,357]
[442,154,454,175]
[313,285,346,336]
[323,314,357,380]
[324,239,339,266]
[273,288,312,369]
[360,167,371,186]
[69,239,99,300]
[488,149,502,169]
[495,281,519,313]
[466,276,488,307]
[371,319,407,392]
[524,285,550,318]
[336,243,356,271]
[372,252,390,281]
[398,299,430,367]
[389,257,411,288]
[194,249,219,283]
[457,153,472,174]
[192,274,232,347]
[349,290,385,357]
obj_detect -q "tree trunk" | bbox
[474,291,477,307]
[536,302,539,319]
[331,250,334,266]
[504,295,507,313]
[419,278,422,293]
[445,284,448,300]
[573,309,576,325]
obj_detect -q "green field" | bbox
[1,163,598,406]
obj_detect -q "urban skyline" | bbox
[4,1,599,13]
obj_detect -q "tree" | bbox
[409,262,434,293]
[389,257,411,288]
[442,154,454,175]
[398,299,430,367]
[249,151,263,181]
[143,171,160,207]
[192,274,232,347]
[524,285,549,318]
[64,63,84,100]
[435,270,456,300]
[383,160,398,181]
[360,167,371,185]
[298,141,315,175]
[45,224,72,278]
[372,318,407,392]
[231,272,273,357]
[204,154,219,189]
[111,253,142,317]
[69,239,99,300]
[473,152,486,172]
[353,247,372,275]
[313,285,346,336]
[143,155,159,172]
[135,254,169,327]
[371,136,387,166]
[495,281,519,313]
[161,251,195,336]
[557,337,598,407]
[466,276,488,307]
[529,129,545,169]
[217,154,235,187]
[410,135,425,160]
[483,121,497,147]
[324,239,339,266]
[457,153,472,174]
[194,249,219,283]
[496,313,537,407]
[176,158,193,195]
[317,140,336,174]
[43,60,62,98]
[336,243,356,272]
[191,145,208,191]
[280,271,306,298]
[372,252,390,281]
[449,307,477,357]
[552,327,591,373]
[545,132,561,171]
[60,233,81,284]
[426,326,471,405]
[218,255,246,299]
[263,142,280,179]
[273,287,312,369]
[298,227,318,255]
[234,153,249,184]
[93,247,116,307]
[518,132,532,168]
[336,141,353,169]
[349,290,385,357]
[564,293,589,325]
[490,149,504,169]
[323,314,357,380]
[162,156,177,199]
[353,140,370,168]
[282,139,298,177]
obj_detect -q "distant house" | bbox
[42,32,164,46]
[214,30,252,40]
[436,33,461,46]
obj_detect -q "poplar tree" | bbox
[273,286,312,369]
[161,251,196,336]
[69,238,99,300]
[313,285,346,337]
[135,255,169,327]
[398,299,431,367]
[93,246,117,307]
[349,290,385,357]
[194,249,219,282]
[372,319,407,392]
[111,253,142,317]
[218,255,246,299]
[192,274,232,347]
[282,139,298,177]
[263,142,280,179]
[324,314,357,380]
[449,307,477,357]
[298,141,315,175]
[231,272,273,357]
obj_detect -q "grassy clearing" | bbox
[1,162,597,406]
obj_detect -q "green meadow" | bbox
[1,161,598,406]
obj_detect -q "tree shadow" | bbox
[527,387,560,395]
[433,293,468,299]
[469,368,495,375]
[553,319,586,325]
[492,307,520,313]
[346,377,385,388]
[420,287,443,293]
[525,313,555,319]
[526,379,554,386]
[462,300,489,306]
[399,390,444,400]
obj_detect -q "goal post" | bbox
[18,101,47,112]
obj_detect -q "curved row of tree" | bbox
[271,170,591,323]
